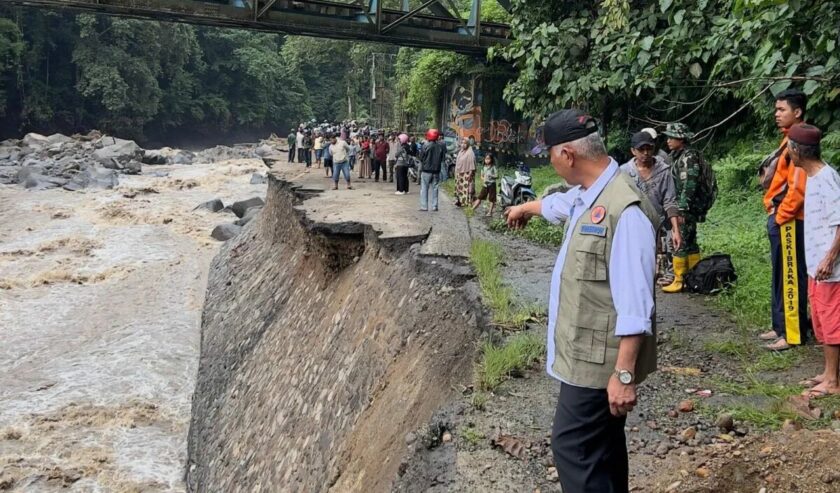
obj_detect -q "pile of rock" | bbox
[0,131,148,191]
[197,196,265,241]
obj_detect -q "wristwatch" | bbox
[614,369,635,385]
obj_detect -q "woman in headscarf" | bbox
[453,139,476,207]
[358,134,372,180]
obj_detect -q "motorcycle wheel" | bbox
[514,192,535,206]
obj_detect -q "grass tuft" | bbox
[476,332,546,391]
[461,425,486,446]
[469,239,539,328]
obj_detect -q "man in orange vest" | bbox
[758,89,812,351]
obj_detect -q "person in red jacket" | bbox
[373,135,389,182]
[758,89,812,351]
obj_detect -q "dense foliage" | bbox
[495,0,840,138]
[0,8,390,142]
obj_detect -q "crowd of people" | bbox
[285,121,496,213]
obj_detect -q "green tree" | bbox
[495,0,840,136]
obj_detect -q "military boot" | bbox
[662,256,687,293]
[687,253,701,270]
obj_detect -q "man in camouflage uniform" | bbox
[662,123,704,293]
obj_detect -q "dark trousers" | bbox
[297,148,304,163]
[395,165,409,193]
[304,149,312,168]
[288,144,295,162]
[552,383,628,493]
[388,159,396,182]
[674,216,699,257]
[768,215,811,343]
[372,158,384,181]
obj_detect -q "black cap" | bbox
[532,109,599,155]
[630,131,656,149]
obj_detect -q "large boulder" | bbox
[194,198,225,213]
[93,138,144,174]
[211,223,242,241]
[143,147,195,166]
[234,206,262,226]
[17,167,66,190]
[63,165,119,191]
[230,197,265,218]
[249,173,267,185]
[22,133,50,149]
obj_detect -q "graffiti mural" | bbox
[440,75,547,159]
[444,77,482,144]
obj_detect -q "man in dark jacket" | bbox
[419,129,446,211]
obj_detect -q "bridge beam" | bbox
[6,0,510,54]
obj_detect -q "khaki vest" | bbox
[552,172,661,389]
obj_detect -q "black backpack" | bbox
[683,254,737,294]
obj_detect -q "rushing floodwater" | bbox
[0,158,267,491]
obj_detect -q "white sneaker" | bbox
[395,191,402,195]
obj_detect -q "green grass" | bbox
[704,338,751,358]
[699,190,772,330]
[461,425,486,446]
[470,391,489,410]
[713,376,801,399]
[469,239,540,328]
[475,332,546,391]
[747,350,802,372]
[722,404,798,429]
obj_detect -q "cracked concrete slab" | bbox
[267,159,470,258]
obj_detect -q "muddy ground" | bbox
[0,157,268,492]
[397,210,840,493]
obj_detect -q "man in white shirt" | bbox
[789,123,840,397]
[505,109,658,493]
[329,135,352,191]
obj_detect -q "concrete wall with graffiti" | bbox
[439,75,546,161]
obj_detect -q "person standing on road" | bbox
[348,137,358,172]
[660,123,714,294]
[314,132,325,168]
[296,126,305,163]
[322,134,333,178]
[788,123,840,397]
[329,134,352,190]
[373,135,389,182]
[621,131,683,284]
[394,133,411,195]
[758,89,812,351]
[419,128,446,212]
[359,135,372,180]
[302,130,313,170]
[453,139,476,207]
[471,153,498,216]
[287,130,297,163]
[387,133,400,184]
[504,109,659,493]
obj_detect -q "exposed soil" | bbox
[396,210,839,493]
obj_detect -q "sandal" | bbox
[332,185,338,190]
[798,376,824,387]
[758,330,780,341]
[764,338,791,351]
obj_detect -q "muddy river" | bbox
[0,158,267,491]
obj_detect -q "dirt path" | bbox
[0,158,267,491]
[399,211,839,493]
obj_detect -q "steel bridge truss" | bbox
[5,0,510,54]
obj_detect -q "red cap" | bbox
[788,123,822,146]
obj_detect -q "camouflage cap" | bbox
[663,122,694,140]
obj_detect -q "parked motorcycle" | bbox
[407,155,421,183]
[500,163,537,208]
